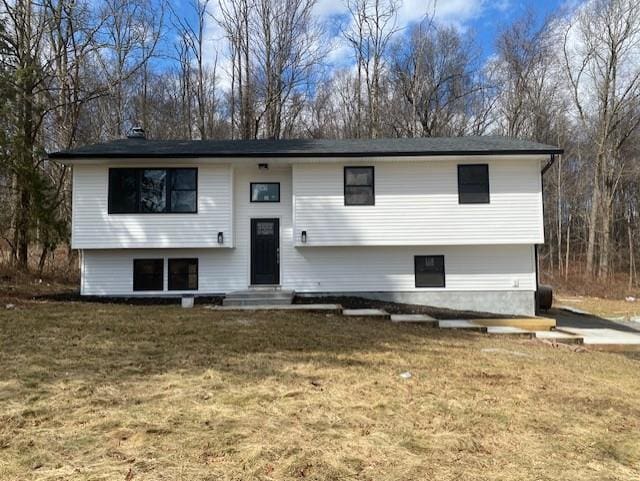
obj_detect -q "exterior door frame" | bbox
[250,218,280,285]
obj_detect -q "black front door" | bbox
[251,218,279,285]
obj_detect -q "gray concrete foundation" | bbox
[297,290,536,316]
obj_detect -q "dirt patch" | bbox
[34,291,224,306]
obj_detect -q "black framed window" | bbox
[168,258,198,291]
[171,169,198,212]
[458,164,489,204]
[109,169,138,213]
[250,182,280,202]
[108,168,197,213]
[414,255,445,288]
[133,259,164,291]
[344,166,374,205]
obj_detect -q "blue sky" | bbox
[470,0,567,59]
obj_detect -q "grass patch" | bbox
[1,293,640,480]
[555,294,640,320]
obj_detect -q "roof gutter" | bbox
[48,148,564,161]
[541,153,558,175]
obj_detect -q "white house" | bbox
[50,135,562,316]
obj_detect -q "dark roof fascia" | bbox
[49,148,563,160]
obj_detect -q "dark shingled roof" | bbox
[48,136,563,160]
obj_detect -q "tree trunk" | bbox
[565,213,571,281]
[585,163,600,277]
[556,156,563,273]
[598,189,612,279]
[38,245,49,274]
[16,187,30,270]
[629,217,635,290]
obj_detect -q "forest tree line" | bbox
[1,0,639,289]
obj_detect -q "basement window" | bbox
[344,166,374,205]
[168,258,198,291]
[458,164,489,204]
[414,255,445,288]
[133,259,164,291]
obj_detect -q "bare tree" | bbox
[343,0,399,138]
[562,0,640,278]
[95,0,163,139]
[388,19,487,137]
[171,0,219,140]
[494,13,562,140]
[252,0,325,139]
[218,0,254,139]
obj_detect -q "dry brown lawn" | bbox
[1,292,640,480]
[555,294,640,320]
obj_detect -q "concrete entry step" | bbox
[223,297,295,306]
[390,314,437,326]
[534,330,584,344]
[210,304,342,313]
[343,308,390,319]
[225,288,294,298]
[486,326,535,338]
[223,288,294,306]
[438,320,488,332]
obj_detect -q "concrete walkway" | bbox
[556,327,640,349]
[208,302,640,351]
[544,307,640,349]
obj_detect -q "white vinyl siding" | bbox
[77,158,541,313]
[292,158,543,246]
[231,165,294,287]
[82,249,238,295]
[72,163,232,249]
[81,244,535,295]
[284,245,536,292]
[81,164,295,294]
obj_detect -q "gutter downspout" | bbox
[541,153,557,176]
[535,153,558,314]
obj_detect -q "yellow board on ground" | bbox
[472,317,556,331]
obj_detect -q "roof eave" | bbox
[48,148,564,161]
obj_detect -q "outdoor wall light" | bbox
[217,232,224,244]
[301,231,307,243]
[258,163,269,170]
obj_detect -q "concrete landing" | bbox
[210,304,342,312]
[390,314,437,326]
[438,320,488,332]
[486,326,535,338]
[223,288,294,307]
[534,330,583,344]
[343,308,390,319]
[555,328,640,350]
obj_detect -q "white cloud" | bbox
[424,0,486,26]
[313,0,349,18]
[314,0,488,31]
[200,0,493,87]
